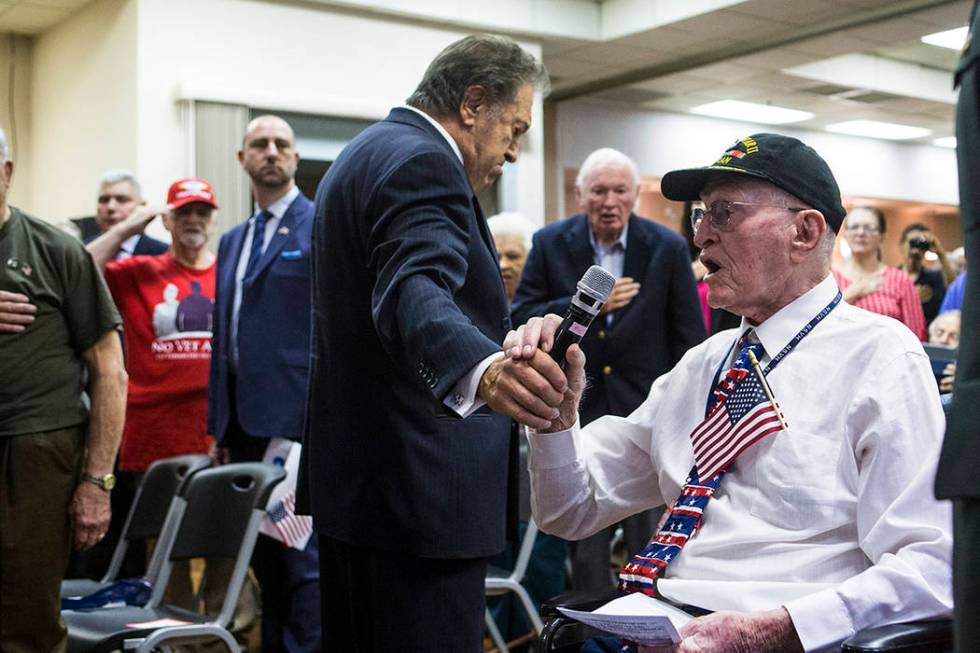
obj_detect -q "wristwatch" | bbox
[81,472,116,491]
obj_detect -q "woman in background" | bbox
[833,206,926,340]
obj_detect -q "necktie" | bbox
[244,210,272,281]
[619,332,773,596]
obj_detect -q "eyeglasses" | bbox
[843,224,880,235]
[691,201,807,234]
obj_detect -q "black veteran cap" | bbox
[661,133,846,232]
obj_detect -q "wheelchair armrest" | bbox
[841,618,953,653]
[540,587,624,621]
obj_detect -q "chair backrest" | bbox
[102,454,212,583]
[148,462,286,626]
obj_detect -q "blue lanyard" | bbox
[704,291,842,417]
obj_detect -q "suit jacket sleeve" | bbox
[368,150,501,400]
[206,234,227,436]
[510,231,573,325]
[665,237,708,363]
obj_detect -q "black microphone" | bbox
[550,265,616,369]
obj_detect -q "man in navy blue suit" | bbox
[303,35,564,651]
[511,148,706,591]
[208,115,320,652]
[85,170,169,258]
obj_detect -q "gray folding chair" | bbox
[61,454,212,600]
[63,462,286,653]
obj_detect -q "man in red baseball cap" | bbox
[85,177,219,605]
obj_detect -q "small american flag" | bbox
[690,350,785,481]
[266,491,313,549]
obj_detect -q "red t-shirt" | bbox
[105,252,216,471]
[833,267,927,341]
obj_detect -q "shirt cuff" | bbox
[783,589,854,652]
[443,352,501,417]
[527,421,580,471]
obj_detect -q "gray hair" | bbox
[99,169,142,200]
[576,148,640,192]
[0,127,8,162]
[488,211,536,250]
[406,34,549,118]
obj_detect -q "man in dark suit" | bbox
[85,170,169,258]
[936,3,980,651]
[511,147,706,590]
[208,115,320,652]
[303,35,563,652]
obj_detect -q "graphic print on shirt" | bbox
[150,279,213,360]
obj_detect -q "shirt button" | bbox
[603,365,612,375]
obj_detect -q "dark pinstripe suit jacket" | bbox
[300,108,514,558]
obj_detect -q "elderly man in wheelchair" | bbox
[506,134,952,653]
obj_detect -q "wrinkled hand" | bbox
[844,272,883,303]
[601,277,641,315]
[940,362,956,393]
[478,350,566,430]
[501,314,587,432]
[208,440,230,466]
[70,482,111,551]
[640,609,803,653]
[0,290,37,333]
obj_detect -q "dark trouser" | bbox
[0,427,84,653]
[223,393,322,653]
[953,500,980,653]
[571,510,656,591]
[319,534,488,653]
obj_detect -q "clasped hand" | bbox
[478,314,586,432]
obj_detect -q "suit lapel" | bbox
[615,215,652,326]
[249,197,299,281]
[472,196,499,263]
[562,214,595,285]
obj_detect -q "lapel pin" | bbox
[277,226,290,236]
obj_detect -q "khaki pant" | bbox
[0,427,84,653]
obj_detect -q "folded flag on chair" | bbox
[61,577,153,610]
[266,490,313,550]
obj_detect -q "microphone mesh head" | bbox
[580,265,616,302]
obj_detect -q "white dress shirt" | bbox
[528,274,952,652]
[230,185,299,369]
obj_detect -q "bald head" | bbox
[239,115,299,194]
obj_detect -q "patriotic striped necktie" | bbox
[618,332,772,596]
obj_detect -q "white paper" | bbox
[557,592,693,646]
[126,617,191,628]
[259,438,313,550]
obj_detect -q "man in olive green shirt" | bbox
[0,126,127,652]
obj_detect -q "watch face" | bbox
[102,474,117,491]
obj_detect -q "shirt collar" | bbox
[256,185,299,222]
[401,105,463,164]
[588,218,630,254]
[743,274,840,360]
[119,234,140,255]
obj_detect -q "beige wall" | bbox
[0,33,33,210]
[28,0,138,221]
[135,0,545,227]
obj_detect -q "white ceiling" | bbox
[0,0,971,144]
[542,0,971,144]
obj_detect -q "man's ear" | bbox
[791,209,827,258]
[459,85,488,128]
[237,149,246,166]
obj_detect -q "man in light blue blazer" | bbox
[208,115,320,653]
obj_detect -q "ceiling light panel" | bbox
[921,26,969,50]
[824,119,932,140]
[689,100,814,125]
